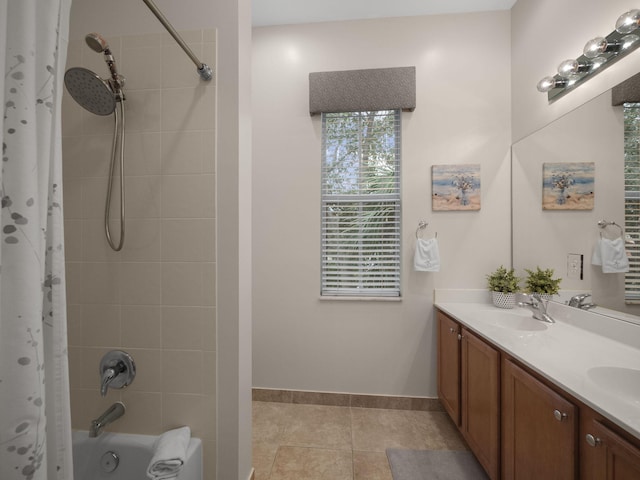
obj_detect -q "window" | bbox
[321,110,401,297]
[624,103,640,302]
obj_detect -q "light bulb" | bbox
[583,37,621,58]
[557,59,589,78]
[616,9,640,34]
[622,34,640,50]
[583,37,608,58]
[590,56,607,70]
[537,76,562,93]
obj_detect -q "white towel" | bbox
[592,237,629,273]
[146,426,191,480]
[414,237,440,272]
[591,238,602,266]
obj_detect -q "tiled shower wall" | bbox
[62,30,217,477]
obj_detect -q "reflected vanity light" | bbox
[537,9,640,101]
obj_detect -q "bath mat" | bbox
[386,449,489,480]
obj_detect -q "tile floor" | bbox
[252,401,469,480]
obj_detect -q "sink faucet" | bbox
[568,293,597,310]
[519,293,555,323]
[89,402,125,437]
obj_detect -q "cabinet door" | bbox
[502,358,577,480]
[437,311,460,425]
[461,328,500,480]
[582,419,640,480]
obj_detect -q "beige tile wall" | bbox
[62,29,217,478]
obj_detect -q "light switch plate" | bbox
[567,253,583,280]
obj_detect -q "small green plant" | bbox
[524,267,562,295]
[486,266,521,293]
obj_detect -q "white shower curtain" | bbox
[0,0,74,479]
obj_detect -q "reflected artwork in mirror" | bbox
[512,88,640,323]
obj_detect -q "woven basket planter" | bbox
[492,291,517,309]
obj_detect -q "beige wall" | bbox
[252,12,512,398]
[511,0,640,141]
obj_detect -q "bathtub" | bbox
[72,430,202,480]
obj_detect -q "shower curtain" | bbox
[0,0,74,479]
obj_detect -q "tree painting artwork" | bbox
[432,164,481,211]
[542,162,594,210]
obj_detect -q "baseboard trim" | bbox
[252,388,443,412]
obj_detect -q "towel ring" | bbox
[416,220,437,239]
[597,219,624,238]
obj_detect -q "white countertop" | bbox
[435,299,640,440]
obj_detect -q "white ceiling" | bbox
[252,0,517,27]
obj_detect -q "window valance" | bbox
[309,66,416,116]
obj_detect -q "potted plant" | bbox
[486,265,521,309]
[524,267,562,300]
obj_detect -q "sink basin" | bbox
[478,311,548,331]
[587,366,640,401]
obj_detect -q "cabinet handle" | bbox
[585,434,602,447]
[553,409,568,422]
[457,333,464,341]
[449,327,456,334]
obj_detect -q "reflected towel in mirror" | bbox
[591,237,629,273]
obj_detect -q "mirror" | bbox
[512,88,640,324]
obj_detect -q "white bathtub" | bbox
[72,430,202,480]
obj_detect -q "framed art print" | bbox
[432,164,481,211]
[542,162,594,210]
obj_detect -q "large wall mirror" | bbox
[512,80,640,323]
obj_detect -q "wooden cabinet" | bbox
[581,410,640,480]
[437,311,500,479]
[436,308,640,480]
[437,311,461,425]
[502,358,577,480]
[461,328,500,480]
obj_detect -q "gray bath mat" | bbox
[386,449,489,480]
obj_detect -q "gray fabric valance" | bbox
[612,71,640,105]
[309,66,416,116]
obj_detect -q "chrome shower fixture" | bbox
[64,33,127,252]
[64,67,117,116]
[85,32,126,98]
[142,0,213,81]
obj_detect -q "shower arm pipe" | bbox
[142,0,213,81]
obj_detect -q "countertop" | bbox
[435,300,640,440]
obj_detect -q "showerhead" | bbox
[85,32,109,53]
[64,67,116,116]
[84,32,126,97]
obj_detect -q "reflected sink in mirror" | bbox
[476,309,549,331]
[587,366,640,403]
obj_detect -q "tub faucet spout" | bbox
[89,402,125,438]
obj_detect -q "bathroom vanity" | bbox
[436,301,640,480]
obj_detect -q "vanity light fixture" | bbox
[537,9,640,101]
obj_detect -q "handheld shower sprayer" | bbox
[64,33,127,252]
[85,33,125,98]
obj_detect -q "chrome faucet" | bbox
[99,350,136,397]
[519,293,555,323]
[89,402,125,437]
[568,293,597,310]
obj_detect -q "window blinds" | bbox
[321,110,401,297]
[624,103,640,302]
